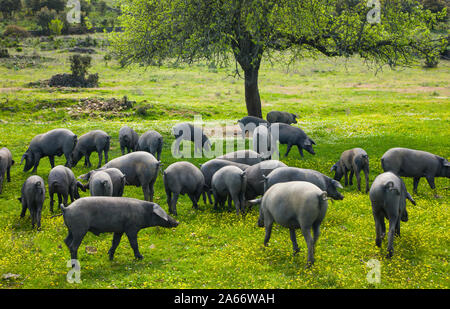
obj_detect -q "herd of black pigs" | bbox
[0,110,448,268]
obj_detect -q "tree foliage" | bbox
[110,0,448,117]
[0,0,22,18]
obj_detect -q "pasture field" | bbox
[0,35,449,289]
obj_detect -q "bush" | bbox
[69,54,92,78]
[0,48,9,58]
[36,7,57,34]
[3,25,31,38]
[48,18,64,36]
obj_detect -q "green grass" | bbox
[0,35,449,289]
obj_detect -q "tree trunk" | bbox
[244,66,262,118]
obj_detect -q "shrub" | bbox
[36,7,57,34]
[70,54,92,78]
[0,48,9,58]
[3,25,31,38]
[48,18,64,36]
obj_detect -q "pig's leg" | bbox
[349,170,354,186]
[31,153,41,173]
[49,156,55,168]
[7,166,11,182]
[312,221,321,246]
[231,194,240,215]
[227,194,233,212]
[301,225,315,267]
[263,214,274,246]
[49,190,55,213]
[355,170,362,191]
[207,190,213,205]
[364,167,370,193]
[386,216,398,258]
[83,156,89,167]
[63,193,69,207]
[20,200,27,218]
[120,146,125,156]
[188,193,198,209]
[64,230,73,248]
[413,177,420,194]
[57,194,63,212]
[212,190,219,210]
[35,207,42,230]
[126,230,143,260]
[170,193,179,216]
[425,175,440,198]
[69,231,87,261]
[148,179,156,202]
[97,150,103,168]
[104,149,109,164]
[373,209,384,247]
[64,152,72,168]
[284,144,292,157]
[166,190,172,212]
[296,145,304,158]
[289,228,300,255]
[108,232,123,260]
[344,169,348,186]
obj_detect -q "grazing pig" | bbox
[200,159,250,204]
[237,116,269,139]
[0,147,14,194]
[61,197,179,262]
[245,160,287,199]
[21,128,77,173]
[250,181,328,267]
[252,125,276,159]
[119,126,139,155]
[137,130,163,161]
[79,168,126,197]
[269,123,315,158]
[369,172,416,258]
[216,150,265,166]
[48,165,85,212]
[19,175,45,229]
[264,167,344,200]
[89,171,113,197]
[331,148,370,193]
[172,123,211,155]
[381,147,450,196]
[163,161,206,216]
[211,165,247,215]
[98,152,160,201]
[266,111,298,125]
[70,130,110,168]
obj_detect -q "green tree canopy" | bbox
[110,0,447,117]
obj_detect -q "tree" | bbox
[0,0,22,18]
[110,0,448,117]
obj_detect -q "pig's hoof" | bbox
[434,194,442,199]
[135,254,144,260]
[293,249,299,256]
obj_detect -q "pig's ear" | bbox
[11,159,15,166]
[332,179,343,189]
[152,204,169,221]
[76,181,86,192]
[303,139,312,146]
[309,138,316,145]
[248,198,262,205]
[440,157,450,167]
[330,163,338,172]
[320,192,328,201]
